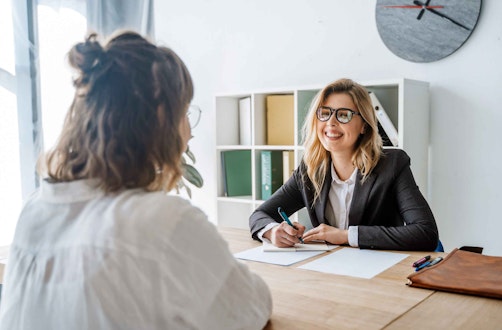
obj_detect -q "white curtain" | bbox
[37,0,154,38]
[86,0,154,38]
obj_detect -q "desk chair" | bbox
[434,240,484,254]
[435,240,444,252]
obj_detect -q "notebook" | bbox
[262,240,337,252]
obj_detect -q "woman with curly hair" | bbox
[0,31,271,330]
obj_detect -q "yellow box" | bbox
[266,95,294,145]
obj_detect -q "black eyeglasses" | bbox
[187,105,202,128]
[316,106,360,124]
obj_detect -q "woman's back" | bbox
[0,31,271,329]
[0,179,271,329]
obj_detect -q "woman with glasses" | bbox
[249,78,439,251]
[0,31,271,329]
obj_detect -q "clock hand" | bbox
[416,0,430,20]
[413,0,471,30]
[427,8,471,30]
[417,9,424,20]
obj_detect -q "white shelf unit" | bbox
[215,79,430,229]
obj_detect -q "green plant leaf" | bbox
[185,146,196,163]
[183,163,203,188]
[179,145,203,198]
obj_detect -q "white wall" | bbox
[154,0,502,255]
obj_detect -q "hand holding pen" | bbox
[264,207,305,247]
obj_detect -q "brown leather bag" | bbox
[407,248,502,299]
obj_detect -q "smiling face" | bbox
[316,93,366,158]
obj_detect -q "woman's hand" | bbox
[302,224,349,245]
[263,222,306,247]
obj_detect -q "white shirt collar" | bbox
[39,178,105,203]
[330,165,358,185]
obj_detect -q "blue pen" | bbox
[415,260,431,271]
[277,207,304,244]
[415,257,443,271]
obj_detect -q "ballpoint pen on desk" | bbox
[415,260,431,271]
[428,256,443,266]
[277,207,304,244]
[412,255,431,267]
[415,256,443,271]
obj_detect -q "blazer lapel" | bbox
[313,168,332,227]
[349,171,376,226]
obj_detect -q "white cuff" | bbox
[348,226,359,247]
[257,223,280,241]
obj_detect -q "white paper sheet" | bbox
[234,246,326,266]
[262,240,337,252]
[299,248,409,279]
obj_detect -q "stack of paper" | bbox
[262,240,336,252]
[234,246,326,266]
[233,241,337,266]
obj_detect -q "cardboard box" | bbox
[266,95,294,145]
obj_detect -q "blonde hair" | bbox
[42,31,194,192]
[302,78,382,202]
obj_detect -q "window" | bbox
[0,1,85,246]
[1,0,150,246]
[38,4,86,150]
[0,86,21,246]
[0,0,22,246]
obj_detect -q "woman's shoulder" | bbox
[381,148,410,160]
[110,190,216,246]
[375,148,411,172]
[119,190,205,222]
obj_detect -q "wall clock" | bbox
[375,0,482,63]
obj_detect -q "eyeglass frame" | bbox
[187,104,202,128]
[316,106,361,124]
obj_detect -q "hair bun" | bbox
[68,33,106,75]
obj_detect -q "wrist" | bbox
[263,228,273,240]
[347,226,359,247]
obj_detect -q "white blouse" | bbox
[0,179,271,330]
[326,166,359,247]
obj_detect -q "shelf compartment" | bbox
[217,199,256,229]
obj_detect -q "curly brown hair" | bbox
[42,31,194,192]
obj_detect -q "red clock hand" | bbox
[381,5,443,9]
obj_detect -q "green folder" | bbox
[221,150,252,197]
[261,150,283,200]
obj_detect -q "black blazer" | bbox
[249,149,439,251]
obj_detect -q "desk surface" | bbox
[218,227,502,330]
[1,230,500,329]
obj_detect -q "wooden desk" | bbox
[2,231,500,328]
[219,227,502,330]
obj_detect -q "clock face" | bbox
[376,0,482,63]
